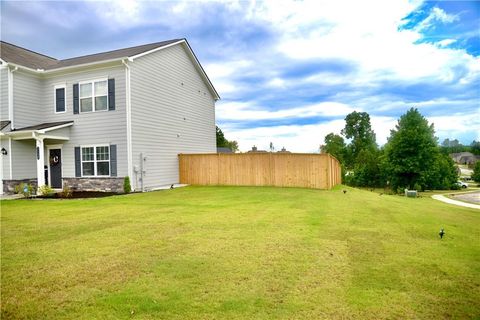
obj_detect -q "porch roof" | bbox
[11,121,73,132]
[4,121,73,140]
[0,120,11,130]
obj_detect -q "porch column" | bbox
[35,137,45,188]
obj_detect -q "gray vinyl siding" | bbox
[130,44,216,190]
[1,139,10,181]
[41,65,128,178]
[0,68,8,120]
[13,70,43,128]
[11,140,36,179]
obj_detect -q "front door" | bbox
[49,149,62,188]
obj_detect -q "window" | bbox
[81,145,110,176]
[54,85,66,113]
[79,79,108,113]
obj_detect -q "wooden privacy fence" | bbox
[179,153,342,189]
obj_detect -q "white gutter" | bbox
[128,40,184,61]
[122,59,133,184]
[5,122,73,138]
[39,122,74,133]
[6,57,127,75]
[6,63,37,74]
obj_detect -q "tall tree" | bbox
[269,142,275,152]
[348,148,384,187]
[384,108,439,190]
[472,162,480,182]
[471,140,480,155]
[226,140,239,153]
[320,133,346,164]
[341,111,377,167]
[441,138,451,147]
[216,126,228,147]
[216,125,239,152]
[424,153,458,189]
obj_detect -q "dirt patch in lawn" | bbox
[36,191,119,199]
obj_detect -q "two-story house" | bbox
[0,39,219,194]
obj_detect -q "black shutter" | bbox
[56,88,65,112]
[108,79,115,111]
[73,84,79,114]
[74,147,81,177]
[110,144,117,176]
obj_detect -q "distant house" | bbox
[277,147,290,153]
[247,146,268,153]
[217,147,233,153]
[450,152,480,165]
[0,39,219,194]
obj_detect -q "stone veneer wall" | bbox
[63,177,124,193]
[3,179,38,194]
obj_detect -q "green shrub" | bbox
[61,184,73,198]
[38,185,55,197]
[450,183,461,190]
[14,183,35,198]
[472,162,480,182]
[123,176,131,194]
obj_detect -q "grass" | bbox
[1,186,479,319]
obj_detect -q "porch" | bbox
[0,121,73,193]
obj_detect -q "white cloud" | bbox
[216,101,357,121]
[222,120,346,153]
[248,0,478,81]
[221,115,398,152]
[416,7,459,31]
[79,0,479,148]
[436,39,457,47]
[428,114,480,141]
[220,113,478,153]
[90,0,142,28]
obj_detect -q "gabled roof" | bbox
[0,39,181,70]
[0,121,11,130]
[0,39,219,100]
[0,42,58,69]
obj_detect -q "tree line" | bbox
[320,108,470,192]
[216,126,239,152]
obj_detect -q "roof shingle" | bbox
[1,39,182,70]
[12,121,74,132]
[0,120,11,130]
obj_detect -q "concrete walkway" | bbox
[432,194,480,209]
[0,193,24,201]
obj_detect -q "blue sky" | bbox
[1,0,479,152]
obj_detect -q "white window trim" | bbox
[80,144,110,177]
[54,84,67,114]
[78,78,109,113]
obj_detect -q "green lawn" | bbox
[1,186,479,319]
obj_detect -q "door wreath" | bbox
[50,155,59,165]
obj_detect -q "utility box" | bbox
[404,189,417,198]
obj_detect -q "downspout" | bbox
[8,66,18,129]
[122,59,133,190]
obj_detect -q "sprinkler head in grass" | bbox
[343,190,347,194]
[439,228,445,239]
